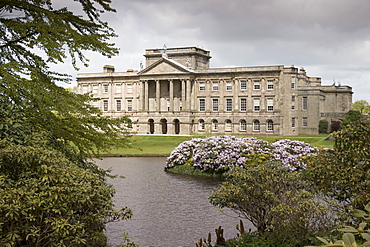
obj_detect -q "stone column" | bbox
[169,79,174,111]
[181,80,186,111]
[144,80,149,111]
[139,81,144,111]
[186,79,191,110]
[156,80,160,111]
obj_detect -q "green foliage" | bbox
[0,141,132,246]
[352,100,370,115]
[305,121,370,209]
[319,120,329,134]
[342,110,363,127]
[307,202,370,247]
[209,163,333,246]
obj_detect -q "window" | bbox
[116,84,121,93]
[103,100,108,111]
[267,120,274,131]
[302,97,308,110]
[212,81,219,91]
[254,98,260,112]
[166,99,170,111]
[82,85,88,94]
[267,98,274,112]
[179,100,183,111]
[292,117,296,128]
[199,99,205,112]
[302,117,308,127]
[212,99,219,112]
[198,119,205,131]
[291,105,295,110]
[103,84,109,93]
[225,120,232,131]
[226,81,232,91]
[226,99,232,112]
[127,99,133,112]
[116,100,121,111]
[292,96,296,102]
[240,98,247,112]
[199,81,205,91]
[254,80,260,90]
[240,80,247,90]
[127,84,133,93]
[267,80,274,90]
[240,120,247,131]
[291,77,296,89]
[253,120,260,131]
[212,120,218,131]
[93,85,98,94]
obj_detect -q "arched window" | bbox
[225,119,232,131]
[240,120,247,131]
[253,120,260,131]
[148,119,154,134]
[174,119,180,134]
[212,119,218,131]
[198,119,205,131]
[267,120,274,131]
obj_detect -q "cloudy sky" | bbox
[56,0,370,102]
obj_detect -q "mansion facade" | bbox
[77,46,353,135]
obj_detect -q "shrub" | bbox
[319,120,329,134]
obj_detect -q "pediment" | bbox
[138,57,194,75]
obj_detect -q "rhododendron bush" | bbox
[165,135,318,172]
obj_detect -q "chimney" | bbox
[103,65,115,73]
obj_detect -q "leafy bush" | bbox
[319,120,329,134]
[0,141,132,246]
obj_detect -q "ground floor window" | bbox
[240,120,247,131]
[212,119,218,131]
[267,120,274,131]
[198,119,205,131]
[253,120,260,131]
[225,119,232,131]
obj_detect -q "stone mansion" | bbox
[77,46,353,135]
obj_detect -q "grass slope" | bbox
[100,134,333,156]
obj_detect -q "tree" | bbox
[352,100,370,115]
[0,1,136,246]
[0,0,131,156]
[209,163,332,246]
[305,121,370,211]
[342,110,363,127]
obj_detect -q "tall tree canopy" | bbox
[0,0,131,156]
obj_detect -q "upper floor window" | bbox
[267,98,274,112]
[254,80,260,90]
[103,84,109,93]
[199,81,205,91]
[212,81,219,91]
[291,77,297,89]
[226,99,232,112]
[93,85,98,94]
[302,97,308,110]
[127,84,133,93]
[240,98,247,112]
[240,80,247,90]
[267,80,274,90]
[82,85,88,94]
[292,95,296,102]
[199,99,205,112]
[253,98,260,112]
[212,99,219,112]
[226,81,232,91]
[116,84,121,93]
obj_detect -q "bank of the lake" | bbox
[100,134,333,156]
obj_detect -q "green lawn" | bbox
[101,134,333,156]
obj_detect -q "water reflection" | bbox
[96,157,250,247]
